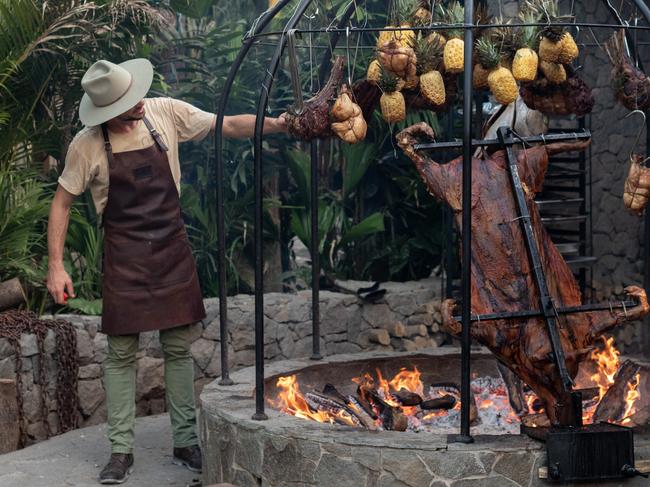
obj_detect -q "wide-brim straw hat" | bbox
[78,58,154,126]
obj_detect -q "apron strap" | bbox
[100,124,115,168]
[143,116,169,152]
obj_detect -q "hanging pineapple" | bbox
[489,17,519,71]
[512,11,540,82]
[442,2,465,74]
[475,37,519,105]
[539,60,567,84]
[473,62,490,89]
[378,68,406,123]
[367,58,382,83]
[412,33,446,106]
[527,0,578,64]
[377,0,417,49]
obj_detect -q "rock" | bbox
[0,339,13,360]
[77,379,104,417]
[135,356,164,400]
[19,334,38,357]
[78,364,102,379]
[75,329,94,365]
[0,357,15,379]
[314,453,370,487]
[382,449,434,487]
[93,333,108,363]
[362,304,394,328]
[493,452,535,486]
[191,338,216,371]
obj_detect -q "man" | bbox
[46,59,286,484]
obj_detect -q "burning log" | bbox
[392,390,423,406]
[397,122,649,426]
[421,395,456,410]
[593,360,641,424]
[497,361,527,416]
[430,382,479,424]
[321,383,378,430]
[304,391,362,427]
[358,384,408,431]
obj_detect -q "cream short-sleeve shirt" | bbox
[58,97,216,215]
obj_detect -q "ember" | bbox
[271,336,643,432]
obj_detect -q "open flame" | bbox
[271,340,643,431]
[590,336,621,401]
[621,373,641,425]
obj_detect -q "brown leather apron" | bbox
[100,117,205,335]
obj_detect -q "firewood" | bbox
[497,361,527,416]
[405,324,428,337]
[304,392,362,427]
[367,329,390,346]
[521,412,551,428]
[575,387,600,401]
[430,382,478,424]
[593,360,642,423]
[0,379,19,454]
[391,390,423,406]
[421,394,456,410]
[322,383,349,404]
[346,396,378,430]
[0,278,26,312]
[384,321,406,338]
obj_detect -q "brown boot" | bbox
[172,445,202,473]
[99,453,134,484]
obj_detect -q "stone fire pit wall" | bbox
[0,278,443,445]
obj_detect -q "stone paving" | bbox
[0,414,200,487]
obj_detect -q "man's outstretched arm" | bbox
[46,185,76,304]
[217,113,287,139]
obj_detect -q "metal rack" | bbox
[211,0,650,442]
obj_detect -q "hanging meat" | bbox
[397,123,649,426]
[604,29,650,112]
[623,153,650,215]
[285,56,345,141]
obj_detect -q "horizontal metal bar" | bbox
[541,215,588,223]
[565,256,597,266]
[412,131,591,151]
[535,198,584,206]
[453,300,637,322]
[249,22,650,39]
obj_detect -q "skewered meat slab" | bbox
[397,123,649,426]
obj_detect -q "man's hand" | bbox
[275,113,288,134]
[46,263,75,305]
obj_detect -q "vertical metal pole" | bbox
[214,0,293,386]
[311,1,355,360]
[450,0,474,443]
[310,140,322,359]
[251,0,315,421]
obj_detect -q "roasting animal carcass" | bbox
[397,123,649,426]
[624,154,650,215]
[605,29,650,112]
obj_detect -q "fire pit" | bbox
[199,348,650,486]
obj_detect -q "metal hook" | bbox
[625,109,647,157]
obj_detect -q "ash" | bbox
[408,376,522,435]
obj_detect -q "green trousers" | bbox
[104,324,198,454]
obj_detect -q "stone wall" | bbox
[0,278,443,447]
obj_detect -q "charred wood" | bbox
[421,395,456,410]
[593,360,642,423]
[391,390,423,406]
[304,391,363,427]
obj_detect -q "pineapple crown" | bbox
[411,33,444,75]
[523,0,573,41]
[377,65,401,93]
[391,0,420,25]
[444,1,465,39]
[517,10,541,50]
[488,17,518,62]
[475,37,501,71]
